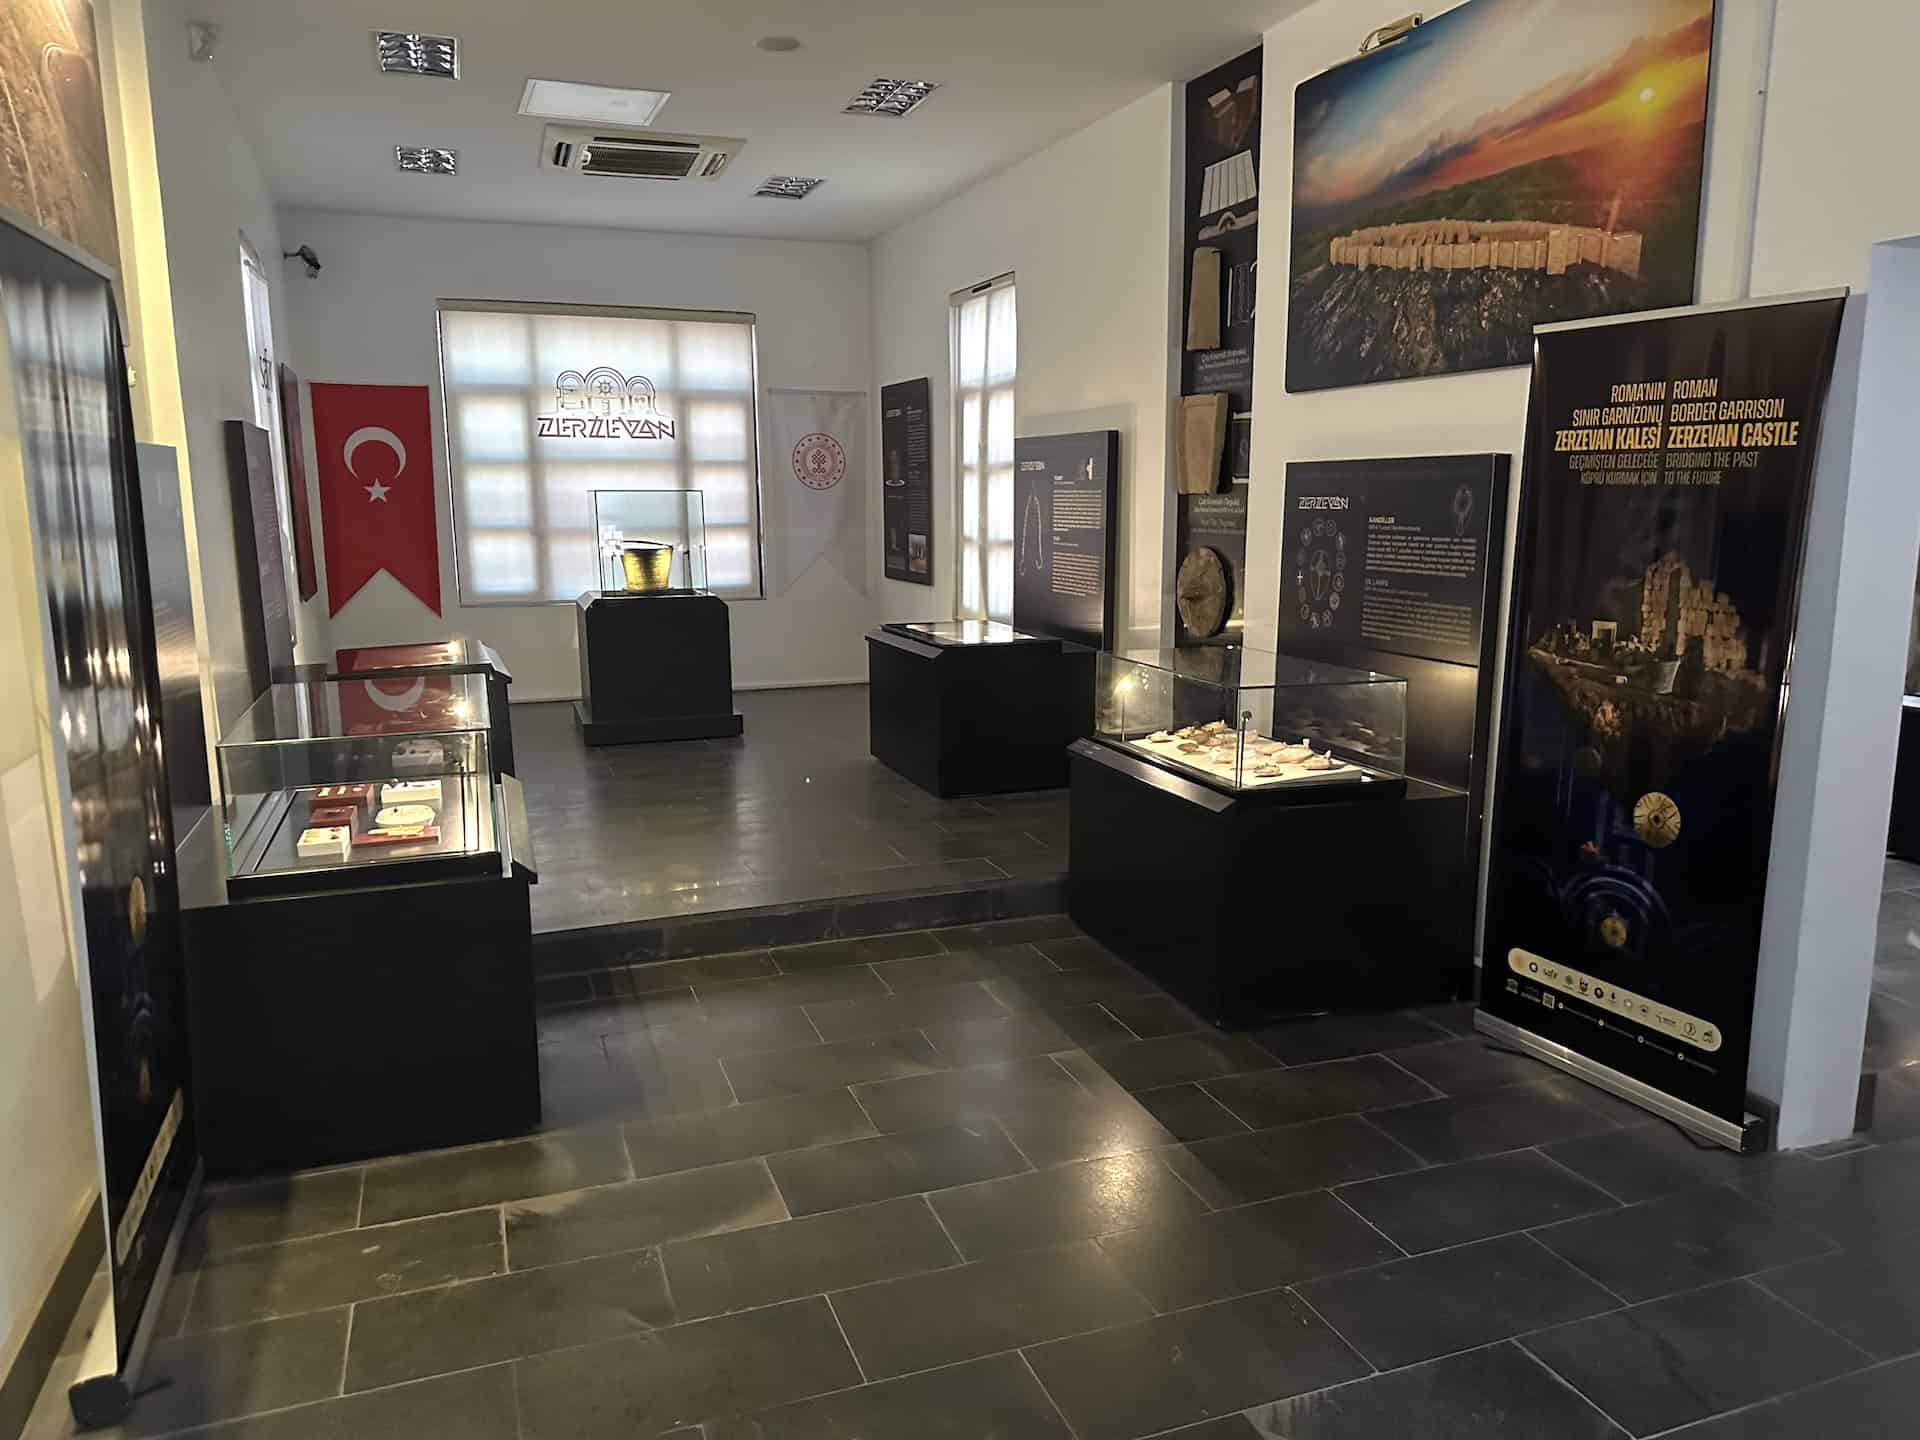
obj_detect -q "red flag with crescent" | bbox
[310,382,442,616]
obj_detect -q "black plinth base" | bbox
[183,871,539,1177]
[576,590,743,747]
[1891,701,1920,862]
[1067,739,1474,1026]
[867,629,1088,797]
[573,700,743,745]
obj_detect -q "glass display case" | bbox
[1095,645,1406,793]
[881,619,1055,648]
[594,489,707,594]
[217,676,502,897]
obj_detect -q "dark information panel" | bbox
[1013,430,1119,649]
[1482,295,1847,1133]
[1280,456,1501,668]
[881,377,933,585]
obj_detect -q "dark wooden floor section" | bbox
[517,687,1068,936]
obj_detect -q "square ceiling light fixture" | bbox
[396,146,458,175]
[519,78,671,128]
[375,31,459,78]
[844,78,940,117]
[754,175,825,199]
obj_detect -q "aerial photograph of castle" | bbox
[1287,0,1714,391]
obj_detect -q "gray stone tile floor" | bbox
[515,688,1068,934]
[24,870,1920,1437]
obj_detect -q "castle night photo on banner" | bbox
[1286,0,1714,392]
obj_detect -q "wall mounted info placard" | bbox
[1013,430,1119,648]
[1277,454,1508,828]
[881,377,934,585]
[1280,456,1501,668]
[1481,293,1847,1146]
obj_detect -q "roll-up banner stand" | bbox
[0,214,201,1427]
[1479,291,1848,1152]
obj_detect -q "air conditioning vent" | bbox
[540,125,742,181]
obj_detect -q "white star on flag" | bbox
[365,478,391,502]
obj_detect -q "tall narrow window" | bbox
[437,301,763,602]
[951,275,1016,622]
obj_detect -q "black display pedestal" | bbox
[1067,739,1474,1025]
[867,626,1092,797]
[177,817,540,1177]
[1891,698,1920,862]
[574,591,744,745]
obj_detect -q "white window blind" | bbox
[437,301,763,602]
[951,277,1016,622]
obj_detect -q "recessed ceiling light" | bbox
[755,175,825,199]
[375,31,458,79]
[844,78,940,117]
[396,146,458,175]
[756,36,802,53]
[519,78,671,128]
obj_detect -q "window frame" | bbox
[949,274,1016,623]
[435,298,766,606]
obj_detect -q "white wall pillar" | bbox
[1751,239,1920,1147]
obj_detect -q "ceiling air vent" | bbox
[844,78,939,117]
[541,125,740,181]
[396,146,458,175]
[755,176,825,199]
[375,31,458,78]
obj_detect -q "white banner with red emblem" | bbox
[762,388,868,596]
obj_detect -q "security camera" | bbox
[283,245,321,277]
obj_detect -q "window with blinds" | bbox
[436,301,763,602]
[951,277,1016,622]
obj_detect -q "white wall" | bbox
[1750,2,1920,296]
[869,85,1181,635]
[277,209,873,698]
[142,0,326,732]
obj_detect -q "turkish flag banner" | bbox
[310,382,442,616]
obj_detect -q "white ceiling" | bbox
[192,0,1304,242]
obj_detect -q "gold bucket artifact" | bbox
[618,541,674,593]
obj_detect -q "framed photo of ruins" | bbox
[1284,0,1715,393]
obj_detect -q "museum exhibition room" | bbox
[6,0,1920,1435]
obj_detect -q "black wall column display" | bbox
[1174,45,1261,641]
[881,377,934,585]
[1012,430,1120,648]
[1480,293,1848,1149]
[1,218,196,1412]
[1180,46,1261,441]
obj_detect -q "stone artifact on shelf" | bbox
[1177,546,1231,637]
